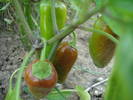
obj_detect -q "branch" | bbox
[54,87,67,100]
[79,26,119,44]
[85,78,108,92]
[47,6,105,44]
[48,40,61,60]
[9,68,20,90]
[52,78,108,94]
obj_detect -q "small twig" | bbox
[79,26,119,44]
[55,87,67,100]
[85,78,108,92]
[40,38,47,61]
[9,68,20,89]
[48,40,61,60]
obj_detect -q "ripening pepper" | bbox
[40,0,67,58]
[89,17,118,68]
[53,42,78,83]
[24,60,58,99]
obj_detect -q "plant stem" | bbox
[40,39,47,61]
[48,40,61,60]
[40,44,46,61]
[51,89,76,93]
[9,68,20,90]
[69,31,77,48]
[85,78,108,92]
[72,32,77,47]
[55,87,67,100]
[79,26,119,44]
[13,0,33,42]
[15,48,35,100]
[47,6,105,44]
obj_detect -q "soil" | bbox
[0,15,113,100]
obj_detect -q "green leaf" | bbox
[76,86,91,100]
[94,0,108,8]
[32,61,52,80]
[108,0,133,23]
[46,90,72,100]
[104,30,133,100]
[102,0,133,36]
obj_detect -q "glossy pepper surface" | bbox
[40,0,67,58]
[53,42,78,83]
[89,17,118,68]
[24,60,58,99]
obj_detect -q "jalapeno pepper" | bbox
[53,42,78,83]
[40,0,67,58]
[24,60,58,99]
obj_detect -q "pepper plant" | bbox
[1,0,133,100]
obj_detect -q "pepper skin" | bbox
[40,0,67,58]
[53,42,78,83]
[24,60,58,99]
[89,17,118,68]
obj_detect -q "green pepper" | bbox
[40,0,67,58]
[53,42,78,83]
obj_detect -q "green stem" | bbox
[48,40,61,61]
[40,39,47,61]
[54,87,67,100]
[79,26,119,44]
[13,0,33,42]
[56,89,77,93]
[47,6,106,44]
[15,48,35,100]
[69,31,77,48]
[40,44,46,61]
[51,0,59,34]
[31,15,39,28]
[51,88,77,94]
[9,68,20,90]
[73,32,77,47]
